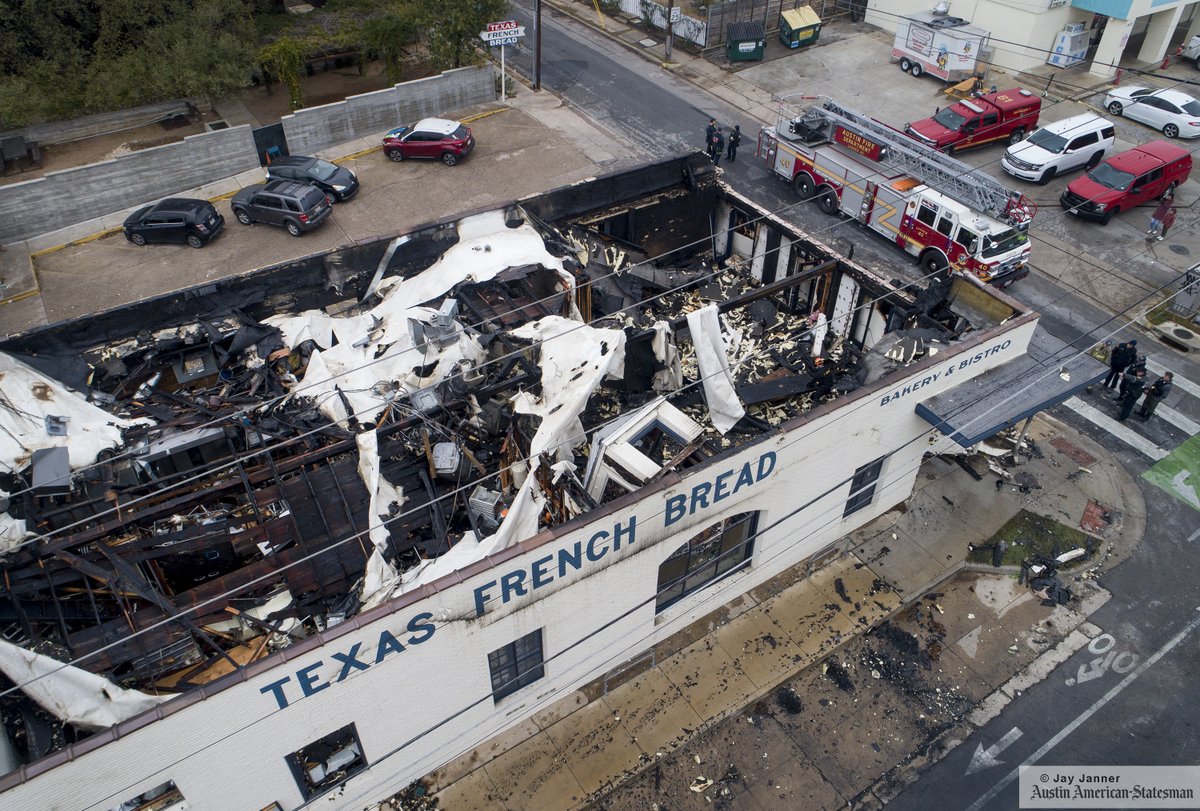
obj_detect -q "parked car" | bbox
[122,198,224,248]
[382,118,475,165]
[1102,86,1200,139]
[1183,34,1200,69]
[1001,114,1115,185]
[1059,140,1191,225]
[230,180,332,237]
[904,88,1041,154]
[265,155,359,202]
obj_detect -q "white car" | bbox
[1001,113,1116,185]
[1102,86,1200,139]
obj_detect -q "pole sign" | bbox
[480,20,526,47]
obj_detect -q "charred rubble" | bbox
[0,175,980,765]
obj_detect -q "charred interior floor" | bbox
[0,157,1000,767]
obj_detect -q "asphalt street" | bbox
[502,4,1200,808]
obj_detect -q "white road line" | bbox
[1146,359,1200,399]
[1062,397,1167,461]
[965,608,1200,811]
[1189,526,1200,543]
[1156,403,1200,436]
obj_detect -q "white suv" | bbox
[1001,114,1116,185]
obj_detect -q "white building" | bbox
[868,0,1200,79]
[0,156,1098,810]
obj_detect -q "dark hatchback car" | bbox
[123,199,224,248]
[230,180,332,237]
[264,155,359,202]
[382,117,475,165]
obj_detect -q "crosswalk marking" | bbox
[1157,403,1200,436]
[1147,359,1200,399]
[1061,397,1168,461]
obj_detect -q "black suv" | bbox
[264,155,359,202]
[230,180,332,237]
[123,199,224,248]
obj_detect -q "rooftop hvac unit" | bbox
[468,486,502,531]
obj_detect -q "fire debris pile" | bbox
[0,192,973,765]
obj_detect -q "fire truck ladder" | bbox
[795,98,1034,227]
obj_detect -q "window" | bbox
[915,201,938,226]
[982,113,998,126]
[488,629,545,702]
[656,512,757,612]
[108,780,185,811]
[935,215,954,237]
[956,225,979,253]
[286,725,367,800]
[1068,132,1097,150]
[844,457,885,517]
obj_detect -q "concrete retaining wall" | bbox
[0,67,496,246]
[281,65,495,155]
[0,125,259,244]
[0,100,193,148]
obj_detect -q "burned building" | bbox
[0,156,1094,810]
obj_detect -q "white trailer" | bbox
[893,11,990,82]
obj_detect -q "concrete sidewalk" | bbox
[411,412,1141,810]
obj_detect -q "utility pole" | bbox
[534,0,543,90]
[666,0,674,61]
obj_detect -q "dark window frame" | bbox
[843,457,886,517]
[285,724,367,801]
[488,629,545,702]
[656,512,758,612]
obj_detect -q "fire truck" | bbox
[756,97,1036,287]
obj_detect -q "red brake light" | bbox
[299,214,309,223]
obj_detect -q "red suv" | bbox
[383,118,475,165]
[904,88,1041,154]
[1060,140,1191,225]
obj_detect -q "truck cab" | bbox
[905,88,1041,154]
[901,190,1030,286]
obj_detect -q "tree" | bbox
[417,0,510,70]
[359,11,419,84]
[258,37,310,110]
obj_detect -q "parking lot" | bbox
[15,101,611,331]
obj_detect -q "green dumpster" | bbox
[726,21,766,62]
[779,6,822,48]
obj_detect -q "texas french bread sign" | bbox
[480,20,526,47]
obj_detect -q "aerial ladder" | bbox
[777,96,1036,228]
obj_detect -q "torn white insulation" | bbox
[0,639,168,731]
[685,304,745,434]
[650,320,683,392]
[355,430,405,606]
[0,352,144,476]
[266,210,574,427]
[0,489,24,555]
[369,317,627,604]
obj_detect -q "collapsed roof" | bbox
[0,156,1011,768]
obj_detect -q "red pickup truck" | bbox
[904,88,1041,154]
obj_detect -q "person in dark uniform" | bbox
[1138,372,1173,420]
[1118,354,1148,400]
[1117,368,1146,421]
[726,125,742,162]
[710,128,725,166]
[705,118,716,150]
[1104,340,1135,389]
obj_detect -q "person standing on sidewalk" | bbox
[1157,207,1177,241]
[1117,368,1147,421]
[705,118,716,150]
[726,125,742,162]
[1138,372,1173,420]
[1148,191,1174,236]
[1104,340,1135,389]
